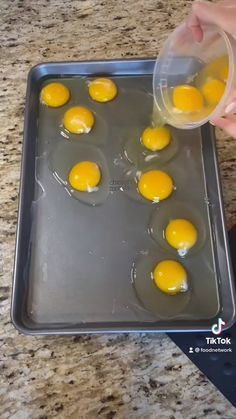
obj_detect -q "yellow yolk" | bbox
[201,78,225,106]
[173,85,204,113]
[89,78,118,102]
[41,83,70,107]
[153,260,188,295]
[201,55,229,83]
[138,170,173,202]
[165,219,198,252]
[69,161,101,192]
[219,60,229,82]
[63,106,95,134]
[141,126,171,151]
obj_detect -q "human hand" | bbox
[188,0,236,42]
[187,0,236,137]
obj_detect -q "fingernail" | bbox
[225,101,236,114]
[210,121,216,126]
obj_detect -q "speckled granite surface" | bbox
[1,0,236,418]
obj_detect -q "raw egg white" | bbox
[132,251,191,318]
[124,126,178,167]
[149,201,206,256]
[51,141,110,206]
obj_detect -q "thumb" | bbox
[211,115,236,139]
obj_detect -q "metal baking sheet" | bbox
[11,59,236,334]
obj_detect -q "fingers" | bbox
[218,0,236,7]
[211,115,236,138]
[189,22,203,42]
[187,6,203,42]
[187,0,236,41]
[225,101,236,115]
[192,1,233,28]
[223,90,236,114]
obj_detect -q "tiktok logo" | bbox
[211,318,226,335]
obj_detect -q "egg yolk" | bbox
[219,60,229,82]
[153,260,188,295]
[69,161,101,192]
[138,170,173,202]
[141,126,171,151]
[165,219,198,252]
[173,85,204,113]
[63,106,95,134]
[201,78,225,106]
[41,83,70,107]
[89,78,118,102]
[202,56,229,83]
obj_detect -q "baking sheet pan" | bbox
[11,59,236,334]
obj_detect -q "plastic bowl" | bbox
[153,22,236,129]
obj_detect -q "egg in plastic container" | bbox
[153,22,236,129]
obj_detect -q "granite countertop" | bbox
[1,0,236,418]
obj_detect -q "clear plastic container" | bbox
[153,22,236,129]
